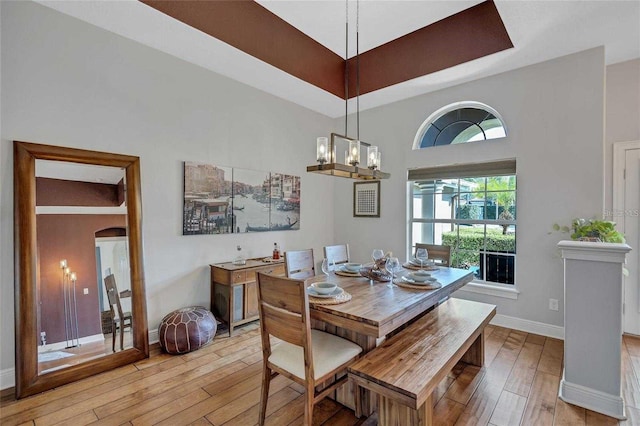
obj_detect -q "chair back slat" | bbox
[284,249,315,280]
[261,304,306,346]
[415,243,451,266]
[323,244,350,265]
[256,272,311,346]
[104,274,125,320]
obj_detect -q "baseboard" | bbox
[37,333,105,352]
[559,372,626,419]
[0,367,15,391]
[149,328,159,345]
[490,313,565,339]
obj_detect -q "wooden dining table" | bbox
[306,265,474,417]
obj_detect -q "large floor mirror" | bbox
[14,141,148,398]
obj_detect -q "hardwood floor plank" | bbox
[622,343,640,409]
[34,348,256,426]
[94,359,249,420]
[623,335,640,357]
[264,393,305,426]
[0,364,138,417]
[222,385,302,426]
[525,333,547,346]
[484,326,511,367]
[433,396,466,425]
[537,338,563,377]
[433,375,456,405]
[317,406,363,426]
[553,398,586,426]
[187,418,214,426]
[584,409,618,426]
[455,331,526,426]
[202,361,262,396]
[444,365,485,405]
[504,341,544,397]
[488,390,526,426]
[128,388,210,425]
[49,409,98,426]
[520,371,560,426]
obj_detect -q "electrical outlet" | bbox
[549,298,559,311]
[83,288,89,295]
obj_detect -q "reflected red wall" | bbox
[37,214,126,344]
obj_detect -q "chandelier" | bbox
[306,0,390,180]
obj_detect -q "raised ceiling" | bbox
[37,0,640,118]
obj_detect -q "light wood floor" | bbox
[1,324,639,425]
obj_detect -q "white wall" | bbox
[333,48,606,329]
[0,1,337,377]
[604,58,640,211]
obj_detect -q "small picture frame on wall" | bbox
[353,181,380,218]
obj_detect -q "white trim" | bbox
[37,333,105,352]
[149,328,159,345]
[412,100,508,150]
[489,313,565,339]
[612,140,640,229]
[558,240,632,263]
[457,281,519,300]
[559,371,626,420]
[0,368,15,391]
[36,206,128,215]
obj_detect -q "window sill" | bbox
[457,281,520,300]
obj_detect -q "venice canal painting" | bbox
[183,162,300,235]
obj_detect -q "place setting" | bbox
[394,270,442,290]
[403,247,439,271]
[307,281,352,305]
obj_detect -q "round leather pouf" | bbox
[158,306,217,354]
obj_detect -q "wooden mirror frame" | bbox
[14,141,148,398]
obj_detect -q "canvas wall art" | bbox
[183,162,300,235]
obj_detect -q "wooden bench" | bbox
[348,298,496,426]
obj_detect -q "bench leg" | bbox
[377,394,433,426]
[462,331,485,367]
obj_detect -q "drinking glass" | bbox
[372,249,385,261]
[385,256,400,288]
[415,248,428,270]
[321,258,332,276]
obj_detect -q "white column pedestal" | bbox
[558,240,631,420]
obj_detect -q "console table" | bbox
[210,258,285,335]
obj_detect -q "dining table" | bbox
[306,264,474,417]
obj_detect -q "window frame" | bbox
[407,173,518,298]
[412,101,508,150]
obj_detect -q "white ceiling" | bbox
[37,0,640,118]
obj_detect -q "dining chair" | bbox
[104,274,133,352]
[323,244,350,266]
[415,243,451,266]
[256,272,362,425]
[284,249,315,279]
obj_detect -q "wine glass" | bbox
[372,249,384,261]
[415,248,428,271]
[385,256,400,288]
[321,258,332,276]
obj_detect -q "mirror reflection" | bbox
[35,160,133,374]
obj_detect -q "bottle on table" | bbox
[272,243,280,260]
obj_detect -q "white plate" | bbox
[338,266,361,274]
[307,286,344,298]
[401,276,438,286]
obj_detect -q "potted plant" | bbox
[552,218,625,243]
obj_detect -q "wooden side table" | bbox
[210,258,285,335]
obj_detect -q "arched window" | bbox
[413,101,507,149]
